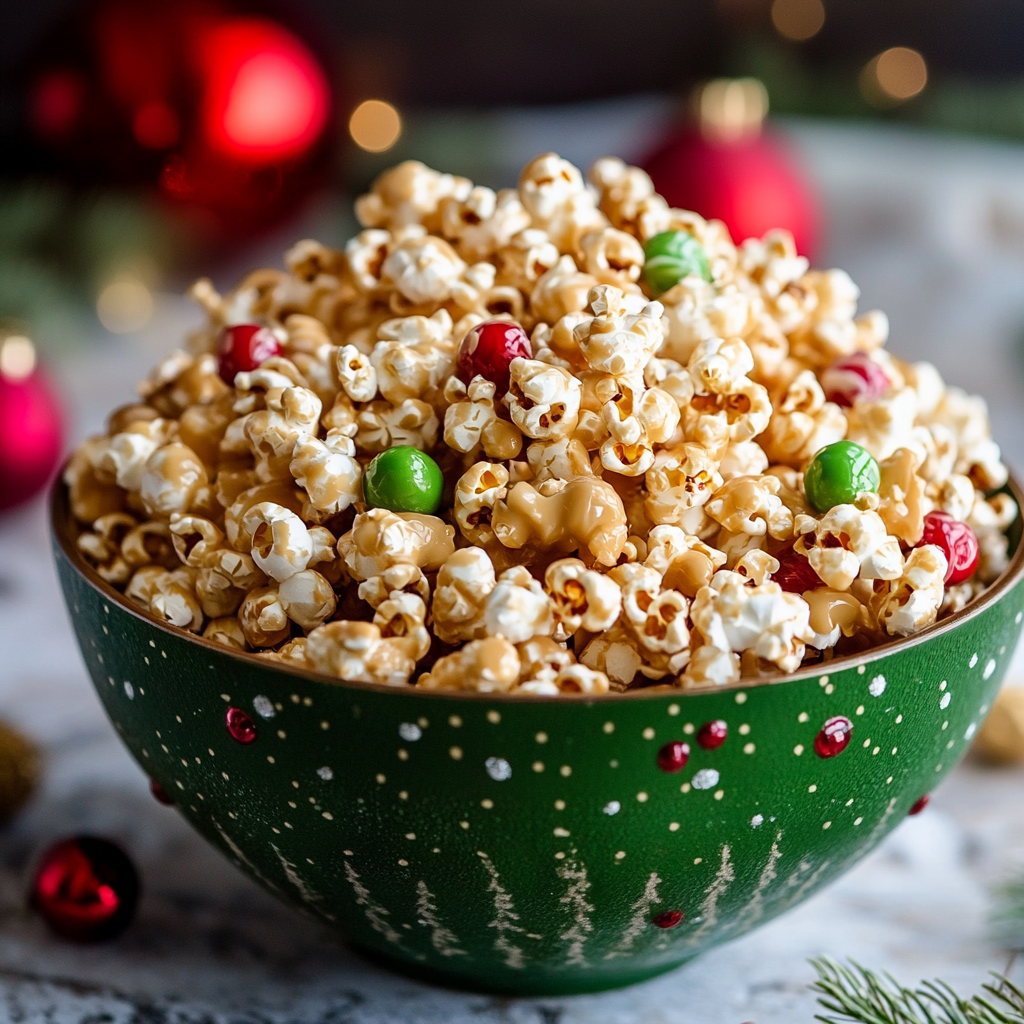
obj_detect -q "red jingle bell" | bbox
[217,324,281,384]
[32,836,139,942]
[456,321,531,398]
[919,511,980,585]
[0,336,63,514]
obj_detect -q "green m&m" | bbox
[804,440,880,513]
[363,446,444,515]
[642,230,712,296]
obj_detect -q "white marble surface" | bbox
[3,115,1024,1022]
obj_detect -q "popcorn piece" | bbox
[239,586,291,647]
[444,376,523,459]
[355,161,471,231]
[795,505,904,590]
[704,475,794,540]
[121,521,178,569]
[441,186,530,261]
[335,344,378,401]
[574,286,665,376]
[645,443,723,525]
[484,566,555,643]
[140,443,208,516]
[611,564,690,673]
[454,462,509,546]
[876,447,926,545]
[760,370,847,467]
[417,637,520,692]
[491,476,629,566]
[803,588,868,648]
[518,664,611,695]
[243,386,322,481]
[148,568,204,633]
[278,569,337,631]
[203,616,248,650]
[64,440,126,522]
[871,545,948,636]
[644,525,726,597]
[431,547,496,644]
[579,628,643,689]
[690,571,814,672]
[169,514,225,567]
[196,548,266,617]
[382,236,467,306]
[243,502,313,582]
[340,508,455,581]
[290,431,363,514]
[529,256,599,324]
[355,398,439,454]
[506,358,581,439]
[305,620,418,686]
[680,644,741,688]
[76,513,136,584]
[544,558,622,633]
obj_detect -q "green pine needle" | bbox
[809,957,1024,1024]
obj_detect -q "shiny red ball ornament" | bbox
[226,706,257,744]
[656,740,691,773]
[456,321,531,397]
[821,352,890,408]
[217,324,281,384]
[0,343,63,514]
[652,909,684,929]
[920,510,980,585]
[908,794,930,816]
[149,778,173,805]
[814,716,853,759]
[772,548,823,594]
[697,720,728,750]
[643,128,818,259]
[32,836,139,942]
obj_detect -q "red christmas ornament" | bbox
[32,836,139,942]
[821,352,890,408]
[456,321,532,397]
[814,716,853,759]
[0,337,63,514]
[772,548,822,594]
[643,81,819,258]
[656,740,690,773]
[149,778,173,805]
[696,720,728,750]
[652,909,684,929]
[919,511,979,585]
[217,324,281,383]
[226,706,257,744]
[908,794,930,816]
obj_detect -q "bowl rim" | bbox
[51,474,1024,703]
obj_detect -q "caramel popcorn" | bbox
[67,151,1015,694]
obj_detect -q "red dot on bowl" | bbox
[149,779,173,805]
[908,793,930,816]
[814,716,853,758]
[657,741,690,773]
[697,720,728,750]
[226,707,257,744]
[652,909,684,929]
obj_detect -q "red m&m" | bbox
[456,321,531,397]
[821,352,889,408]
[217,324,281,384]
[920,510,979,584]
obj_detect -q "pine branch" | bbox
[809,957,1024,1024]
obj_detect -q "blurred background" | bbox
[3,0,1024,475]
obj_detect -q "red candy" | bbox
[821,352,889,408]
[656,741,691,773]
[32,836,139,942]
[772,548,823,594]
[908,794,930,816]
[652,909,685,929]
[149,779,173,805]
[455,320,531,397]
[226,706,258,744]
[919,510,980,584]
[814,716,853,758]
[697,720,728,750]
[217,324,281,384]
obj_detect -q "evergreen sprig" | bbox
[810,956,1024,1024]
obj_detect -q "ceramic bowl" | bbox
[51,480,1024,995]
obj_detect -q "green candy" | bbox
[363,446,444,515]
[642,230,712,295]
[804,441,880,513]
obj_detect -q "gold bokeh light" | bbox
[771,0,825,42]
[861,47,928,106]
[0,335,37,381]
[97,277,154,334]
[349,100,402,153]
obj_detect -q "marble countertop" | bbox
[3,113,1024,1022]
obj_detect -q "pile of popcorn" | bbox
[66,153,1017,694]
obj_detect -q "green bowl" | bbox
[51,481,1024,995]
